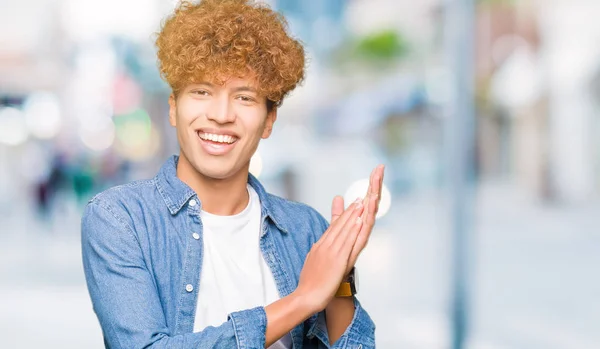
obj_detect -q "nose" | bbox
[206,96,236,124]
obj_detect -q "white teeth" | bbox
[198,132,236,144]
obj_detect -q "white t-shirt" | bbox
[193,185,293,349]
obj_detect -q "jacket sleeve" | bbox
[81,200,266,349]
[304,298,376,349]
[302,211,376,349]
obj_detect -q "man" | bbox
[81,0,385,348]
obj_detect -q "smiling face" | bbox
[169,76,277,181]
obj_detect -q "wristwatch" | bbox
[335,267,358,297]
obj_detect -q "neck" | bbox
[176,154,250,216]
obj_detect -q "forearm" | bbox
[265,291,315,347]
[325,297,355,345]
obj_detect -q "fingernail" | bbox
[354,197,362,204]
[355,201,363,209]
[355,216,362,224]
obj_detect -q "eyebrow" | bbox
[191,82,258,93]
[194,82,215,88]
[231,86,258,93]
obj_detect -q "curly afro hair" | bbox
[155,0,306,108]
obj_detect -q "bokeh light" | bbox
[23,92,63,140]
[0,107,29,146]
[80,118,116,152]
[113,108,160,161]
[344,178,392,219]
[249,152,263,178]
[61,0,159,42]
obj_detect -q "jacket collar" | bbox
[155,155,290,233]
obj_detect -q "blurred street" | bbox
[2,0,600,348]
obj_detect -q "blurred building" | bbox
[1,0,599,348]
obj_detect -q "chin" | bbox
[191,158,241,181]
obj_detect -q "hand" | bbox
[294,200,365,313]
[331,165,385,275]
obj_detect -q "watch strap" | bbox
[335,282,354,297]
[334,267,357,297]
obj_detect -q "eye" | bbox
[191,89,210,96]
[236,95,255,103]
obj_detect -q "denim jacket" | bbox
[81,155,376,348]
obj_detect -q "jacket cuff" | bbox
[228,306,267,349]
[307,298,376,349]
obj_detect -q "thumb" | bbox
[331,195,344,223]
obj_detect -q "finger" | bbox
[322,199,363,246]
[368,166,380,197]
[321,196,348,243]
[349,205,377,264]
[348,227,370,264]
[366,165,385,219]
[325,201,362,247]
[349,165,385,266]
[361,167,377,209]
[362,165,382,216]
[339,211,364,257]
[331,203,365,253]
[374,165,385,213]
[352,166,381,251]
[346,208,376,267]
[331,195,344,223]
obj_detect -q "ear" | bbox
[261,108,278,139]
[168,94,177,127]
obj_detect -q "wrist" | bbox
[289,289,322,316]
[326,296,354,312]
[324,296,356,345]
[335,267,358,297]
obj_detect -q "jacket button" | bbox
[189,199,197,207]
[185,284,194,292]
[192,233,200,240]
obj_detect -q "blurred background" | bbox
[1,0,599,348]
